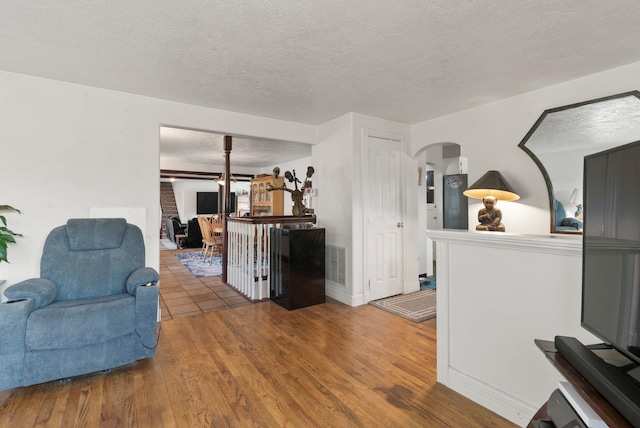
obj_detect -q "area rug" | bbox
[369,290,436,323]
[174,251,222,277]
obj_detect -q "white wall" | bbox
[0,70,314,293]
[412,60,640,235]
[314,114,355,304]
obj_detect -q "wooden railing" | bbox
[225,216,316,301]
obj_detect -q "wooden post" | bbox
[222,135,232,283]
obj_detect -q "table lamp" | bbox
[463,170,520,232]
[569,188,583,219]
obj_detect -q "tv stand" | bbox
[530,338,634,427]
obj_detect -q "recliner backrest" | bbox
[40,218,145,301]
[554,200,567,226]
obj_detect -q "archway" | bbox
[412,142,464,284]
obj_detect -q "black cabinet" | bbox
[270,227,325,310]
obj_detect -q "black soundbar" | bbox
[555,336,640,426]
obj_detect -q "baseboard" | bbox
[325,281,363,307]
[447,367,537,427]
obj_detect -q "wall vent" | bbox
[326,245,346,285]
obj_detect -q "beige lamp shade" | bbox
[463,170,520,201]
[216,173,237,186]
[569,188,582,205]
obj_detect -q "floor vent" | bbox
[326,245,346,285]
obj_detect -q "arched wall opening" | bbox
[413,142,465,280]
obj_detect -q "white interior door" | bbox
[366,135,404,301]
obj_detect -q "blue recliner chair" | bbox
[554,200,583,231]
[0,218,159,391]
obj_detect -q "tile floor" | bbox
[159,247,251,321]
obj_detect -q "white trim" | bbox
[435,238,450,385]
[448,368,537,427]
[427,229,581,256]
[326,281,364,306]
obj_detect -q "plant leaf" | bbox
[0,243,8,263]
[0,205,20,213]
[0,226,22,237]
[0,234,17,244]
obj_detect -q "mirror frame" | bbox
[518,90,640,234]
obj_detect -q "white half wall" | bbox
[429,230,598,426]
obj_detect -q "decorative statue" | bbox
[268,166,314,216]
[476,196,505,232]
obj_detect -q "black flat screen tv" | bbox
[196,192,236,215]
[582,139,640,364]
[564,139,640,425]
[196,192,218,215]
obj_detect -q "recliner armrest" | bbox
[0,298,34,358]
[4,279,57,309]
[126,267,159,295]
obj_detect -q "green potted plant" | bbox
[0,205,21,263]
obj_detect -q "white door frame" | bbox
[361,128,407,303]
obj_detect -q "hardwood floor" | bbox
[0,252,516,427]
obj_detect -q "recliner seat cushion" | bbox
[25,294,135,351]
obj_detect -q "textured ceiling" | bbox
[3,1,640,169]
[524,94,640,155]
[160,127,311,169]
[3,1,640,126]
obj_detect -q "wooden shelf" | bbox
[250,176,284,216]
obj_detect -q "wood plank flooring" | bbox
[0,304,516,427]
[0,250,516,427]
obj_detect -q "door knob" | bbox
[397,222,404,228]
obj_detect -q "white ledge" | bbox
[427,229,581,256]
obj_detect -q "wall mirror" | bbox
[519,91,640,234]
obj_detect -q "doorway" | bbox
[415,143,465,284]
[364,133,405,301]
